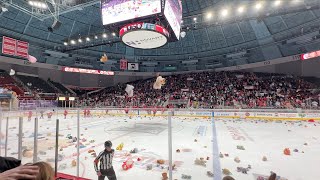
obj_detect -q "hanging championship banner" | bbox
[2,36,29,58]
[2,36,16,56]
[16,40,29,58]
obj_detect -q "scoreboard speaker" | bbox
[48,20,62,32]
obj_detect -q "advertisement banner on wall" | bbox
[2,36,16,56]
[16,40,29,58]
[255,112,275,117]
[275,113,299,118]
[120,59,128,70]
[303,113,320,118]
[19,100,58,110]
[62,67,114,75]
[215,112,233,117]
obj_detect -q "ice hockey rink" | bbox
[1,109,320,180]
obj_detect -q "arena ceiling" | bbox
[0,0,320,72]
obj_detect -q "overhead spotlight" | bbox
[86,37,90,41]
[292,0,301,4]
[102,33,107,38]
[94,35,98,39]
[238,6,244,13]
[63,42,68,46]
[78,38,82,43]
[206,12,213,19]
[112,32,116,36]
[193,17,197,21]
[255,2,262,10]
[70,40,76,45]
[181,20,184,24]
[28,1,48,9]
[274,0,281,6]
[221,9,228,17]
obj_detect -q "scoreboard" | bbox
[101,0,182,48]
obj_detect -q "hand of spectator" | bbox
[0,165,39,180]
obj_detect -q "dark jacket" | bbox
[0,156,21,173]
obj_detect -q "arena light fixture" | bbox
[94,35,98,39]
[63,42,68,46]
[255,2,262,10]
[70,40,76,45]
[86,37,90,41]
[112,32,116,36]
[238,6,245,13]
[292,0,300,4]
[102,33,107,38]
[28,1,48,9]
[274,0,281,6]
[221,9,228,17]
[78,38,82,43]
[193,17,197,21]
[206,12,213,19]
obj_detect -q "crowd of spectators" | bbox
[78,71,320,109]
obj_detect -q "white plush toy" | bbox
[153,76,166,90]
[9,69,15,76]
[125,84,134,97]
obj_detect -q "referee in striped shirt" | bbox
[94,141,117,180]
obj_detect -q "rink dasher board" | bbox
[1,110,320,121]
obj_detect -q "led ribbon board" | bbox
[301,50,320,60]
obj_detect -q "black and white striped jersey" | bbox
[94,149,115,171]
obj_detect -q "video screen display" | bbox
[101,0,162,25]
[164,0,182,40]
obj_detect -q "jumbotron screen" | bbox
[164,0,182,40]
[101,0,162,25]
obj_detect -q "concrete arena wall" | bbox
[2,109,320,121]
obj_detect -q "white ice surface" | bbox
[1,113,320,180]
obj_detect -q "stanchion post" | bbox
[55,119,59,177]
[18,117,23,160]
[168,111,173,180]
[211,111,221,180]
[77,109,80,177]
[33,118,38,163]
[5,117,9,157]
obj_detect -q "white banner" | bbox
[244,86,255,90]
[128,63,139,70]
[235,74,244,78]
